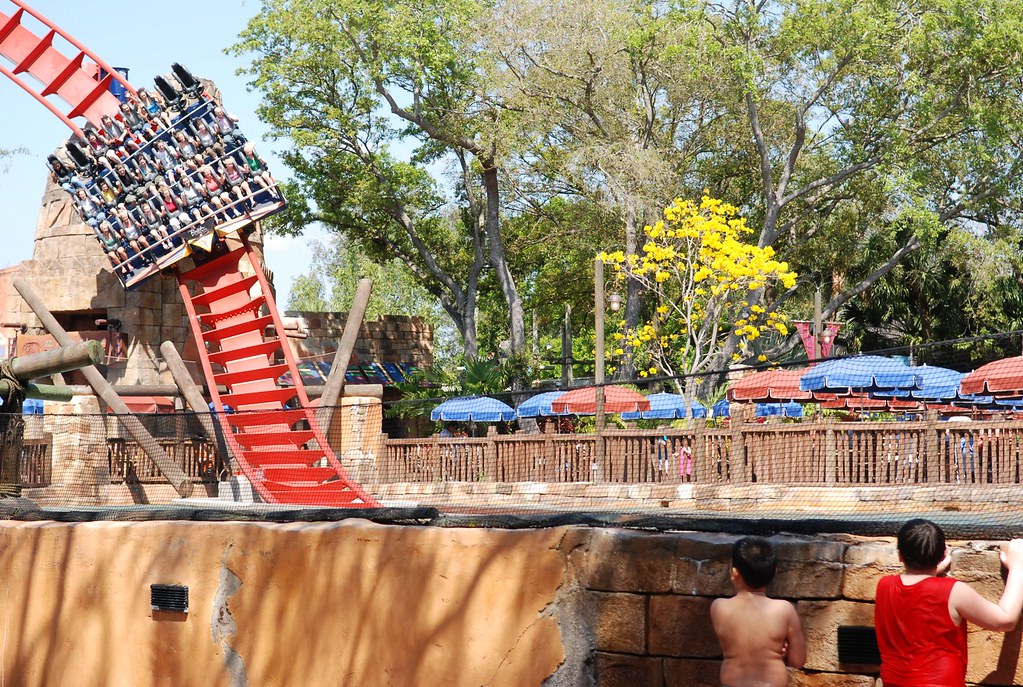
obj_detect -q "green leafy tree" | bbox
[232,0,527,360]
[285,233,461,360]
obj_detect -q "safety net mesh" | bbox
[4,334,1023,538]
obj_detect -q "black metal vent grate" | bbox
[837,625,881,665]
[150,584,189,613]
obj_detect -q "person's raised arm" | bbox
[951,539,1023,632]
[784,604,806,668]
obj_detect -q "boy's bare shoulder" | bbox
[710,595,734,614]
[764,596,799,617]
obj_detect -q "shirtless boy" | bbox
[711,536,806,687]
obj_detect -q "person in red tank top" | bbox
[875,519,1023,687]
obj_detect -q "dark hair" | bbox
[897,519,945,570]
[732,536,777,589]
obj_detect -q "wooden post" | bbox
[924,409,939,483]
[594,258,606,482]
[10,340,103,379]
[160,341,236,473]
[0,410,23,498]
[731,403,747,482]
[826,422,838,484]
[319,278,373,413]
[485,425,497,481]
[14,279,193,498]
[0,382,72,402]
[693,419,707,483]
[0,339,104,498]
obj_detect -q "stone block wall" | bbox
[0,519,1018,686]
[283,310,433,369]
[578,529,1022,687]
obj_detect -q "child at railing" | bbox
[875,519,1023,686]
[711,536,806,687]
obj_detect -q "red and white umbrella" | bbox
[728,368,813,403]
[551,386,652,415]
[960,356,1023,398]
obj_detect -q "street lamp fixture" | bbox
[608,293,623,312]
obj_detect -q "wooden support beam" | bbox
[319,278,372,419]
[14,279,193,498]
[11,339,102,380]
[0,382,73,402]
[159,341,236,472]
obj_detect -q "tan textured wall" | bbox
[0,519,1018,686]
[0,519,568,687]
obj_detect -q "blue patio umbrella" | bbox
[431,396,516,422]
[515,391,569,418]
[756,401,804,418]
[871,365,965,401]
[799,355,920,393]
[621,393,706,420]
[711,399,731,418]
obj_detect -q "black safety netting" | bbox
[4,332,1023,538]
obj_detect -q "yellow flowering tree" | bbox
[601,195,797,400]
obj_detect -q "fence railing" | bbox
[19,419,1023,490]
[107,438,221,483]
[21,439,51,488]
[18,437,222,488]
[379,419,1023,487]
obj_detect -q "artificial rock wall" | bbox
[283,310,433,369]
[0,520,1018,686]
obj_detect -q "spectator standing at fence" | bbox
[874,518,1023,687]
[679,438,692,478]
[711,536,806,687]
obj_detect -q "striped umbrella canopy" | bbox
[756,402,804,418]
[960,356,1023,397]
[551,386,651,415]
[621,393,707,420]
[515,391,569,418]
[729,368,813,402]
[800,356,921,394]
[818,393,919,411]
[431,396,516,422]
[871,365,965,402]
[711,399,731,418]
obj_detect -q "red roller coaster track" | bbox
[0,1,379,507]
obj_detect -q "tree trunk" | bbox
[481,161,525,357]
[620,201,641,379]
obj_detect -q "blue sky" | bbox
[0,0,329,303]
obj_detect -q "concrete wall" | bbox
[0,520,1019,686]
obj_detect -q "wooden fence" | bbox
[380,419,1023,486]
[19,437,222,488]
[18,418,1023,489]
